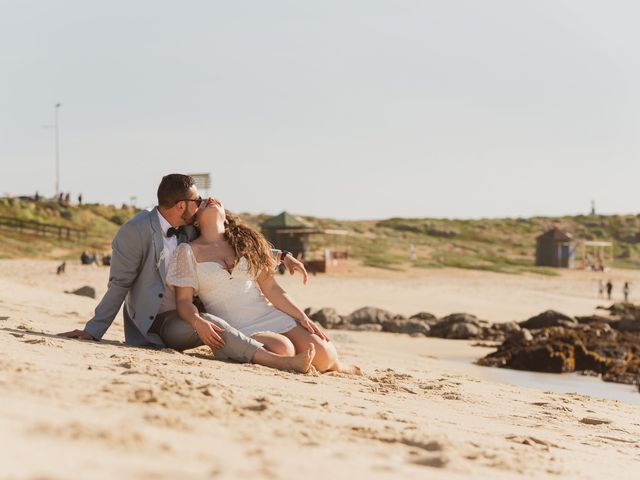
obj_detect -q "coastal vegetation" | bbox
[1,197,638,274]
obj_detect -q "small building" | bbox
[261,212,349,273]
[261,212,314,258]
[535,228,576,268]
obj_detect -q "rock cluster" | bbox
[306,303,640,390]
[304,306,515,341]
[478,304,640,389]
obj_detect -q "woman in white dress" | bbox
[166,198,359,374]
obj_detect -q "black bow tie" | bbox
[166,226,183,238]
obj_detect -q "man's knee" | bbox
[200,313,230,330]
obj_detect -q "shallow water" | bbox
[450,358,640,405]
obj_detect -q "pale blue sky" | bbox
[1,0,638,219]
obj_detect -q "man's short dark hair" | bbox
[157,174,196,207]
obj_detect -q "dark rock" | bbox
[439,313,481,325]
[66,286,96,299]
[345,307,395,326]
[382,318,430,336]
[519,310,577,329]
[614,318,640,332]
[409,312,438,324]
[575,315,616,325]
[430,313,485,339]
[308,307,343,329]
[344,323,383,332]
[446,322,481,339]
[495,322,521,334]
[479,324,638,382]
[506,329,533,344]
[597,303,640,320]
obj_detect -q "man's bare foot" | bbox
[288,344,315,373]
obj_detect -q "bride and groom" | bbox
[60,174,357,374]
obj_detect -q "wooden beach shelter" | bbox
[576,240,613,271]
[535,228,576,268]
[261,212,349,273]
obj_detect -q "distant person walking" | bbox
[408,243,417,262]
[606,280,613,301]
[623,282,631,303]
[78,193,83,205]
[597,280,604,298]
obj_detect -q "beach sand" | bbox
[1,259,639,479]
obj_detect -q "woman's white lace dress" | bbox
[166,243,297,337]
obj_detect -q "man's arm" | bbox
[59,222,144,341]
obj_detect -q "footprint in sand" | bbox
[117,360,134,369]
[129,388,158,403]
[580,417,612,426]
[243,397,270,412]
[506,434,559,450]
[367,369,419,394]
[412,454,449,468]
[20,337,59,347]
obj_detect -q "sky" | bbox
[1,0,639,219]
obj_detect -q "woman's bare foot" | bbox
[338,363,363,376]
[287,343,316,373]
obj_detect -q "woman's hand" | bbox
[194,317,226,349]
[298,315,329,341]
[282,254,309,285]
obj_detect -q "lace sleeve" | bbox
[166,243,199,293]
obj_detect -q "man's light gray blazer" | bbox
[84,208,196,346]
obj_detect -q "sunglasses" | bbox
[176,196,203,207]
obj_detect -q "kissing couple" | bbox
[60,174,359,374]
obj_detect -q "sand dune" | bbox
[1,260,639,479]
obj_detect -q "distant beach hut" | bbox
[261,212,349,273]
[535,228,576,268]
[535,227,613,270]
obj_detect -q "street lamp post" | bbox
[54,103,61,198]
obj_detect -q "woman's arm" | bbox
[257,270,328,340]
[175,286,225,349]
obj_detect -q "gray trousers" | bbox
[151,310,261,363]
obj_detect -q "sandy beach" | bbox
[1,259,639,480]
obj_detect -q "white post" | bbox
[54,103,61,197]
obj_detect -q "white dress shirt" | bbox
[157,210,179,314]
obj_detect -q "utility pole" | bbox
[54,103,61,197]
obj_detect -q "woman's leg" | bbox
[251,332,296,356]
[283,326,361,374]
[282,326,341,373]
[251,344,315,373]
[163,312,315,373]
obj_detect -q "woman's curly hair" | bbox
[224,211,276,277]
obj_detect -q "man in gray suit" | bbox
[60,174,310,371]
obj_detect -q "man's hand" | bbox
[283,254,309,285]
[194,318,226,349]
[298,316,329,341]
[58,329,96,341]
